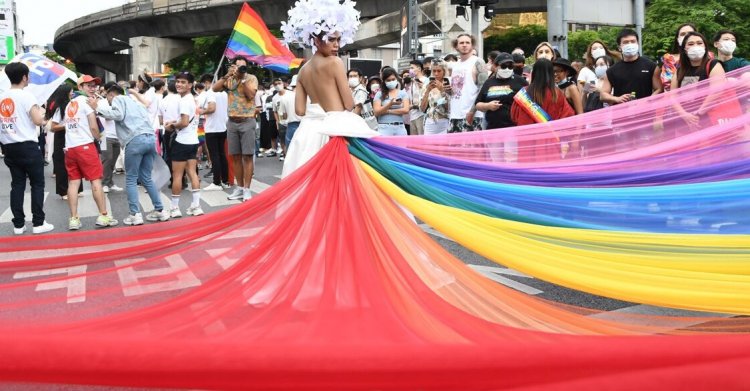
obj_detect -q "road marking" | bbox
[136,189,172,212]
[589,304,733,328]
[468,264,543,295]
[13,265,88,304]
[115,255,202,297]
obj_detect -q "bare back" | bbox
[295,53,354,116]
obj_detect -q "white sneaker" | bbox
[95,214,119,228]
[110,185,124,192]
[227,187,244,200]
[187,205,204,216]
[221,182,232,189]
[276,146,283,154]
[32,221,54,234]
[242,188,252,202]
[13,225,26,235]
[146,210,170,222]
[170,207,182,218]
[203,183,224,191]
[123,213,144,226]
[102,186,110,193]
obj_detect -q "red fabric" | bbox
[0,138,748,389]
[511,89,575,162]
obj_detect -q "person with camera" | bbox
[213,56,258,202]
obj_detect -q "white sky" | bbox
[17,0,131,46]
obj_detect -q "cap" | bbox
[493,52,514,65]
[77,74,102,86]
[138,71,153,84]
[289,74,298,87]
[512,53,526,63]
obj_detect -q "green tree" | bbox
[567,30,601,61]
[643,0,750,59]
[484,25,547,59]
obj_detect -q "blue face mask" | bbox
[385,80,399,90]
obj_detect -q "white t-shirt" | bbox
[64,95,97,148]
[175,93,199,145]
[203,90,228,133]
[280,91,300,123]
[0,88,39,144]
[143,88,159,128]
[450,56,481,120]
[159,93,181,124]
[407,76,428,121]
[578,67,597,87]
[272,92,286,125]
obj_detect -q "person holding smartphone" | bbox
[372,68,409,136]
[420,59,451,134]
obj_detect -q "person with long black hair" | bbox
[372,67,409,136]
[46,83,81,200]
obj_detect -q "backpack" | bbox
[584,91,605,113]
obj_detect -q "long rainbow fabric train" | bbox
[0,70,749,389]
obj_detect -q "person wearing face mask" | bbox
[714,30,750,72]
[420,59,451,135]
[600,29,661,106]
[367,76,382,102]
[474,53,528,130]
[583,55,614,113]
[578,40,620,91]
[672,31,729,131]
[406,60,429,135]
[660,23,698,92]
[533,42,556,63]
[372,68,410,136]
[348,68,368,116]
[552,58,583,115]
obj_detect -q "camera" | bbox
[237,65,248,74]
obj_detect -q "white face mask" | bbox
[687,46,706,60]
[621,43,639,57]
[677,36,685,47]
[385,80,399,90]
[594,65,608,79]
[370,84,380,93]
[274,85,283,92]
[496,68,513,79]
[537,53,553,61]
[720,40,737,55]
[591,48,606,59]
[348,77,360,88]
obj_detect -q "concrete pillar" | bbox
[440,1,489,57]
[129,36,193,78]
[547,0,568,58]
[634,0,645,55]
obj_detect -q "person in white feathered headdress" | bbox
[279,0,379,179]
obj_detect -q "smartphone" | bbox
[429,76,436,82]
[442,78,450,86]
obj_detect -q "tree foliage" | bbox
[567,27,621,61]
[484,25,547,59]
[44,51,77,73]
[643,0,750,59]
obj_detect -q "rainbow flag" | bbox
[513,88,552,123]
[225,3,303,74]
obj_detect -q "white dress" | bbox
[281,104,379,177]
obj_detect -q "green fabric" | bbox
[722,56,750,72]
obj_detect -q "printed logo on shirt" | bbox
[0,98,15,118]
[67,100,79,118]
[486,85,513,99]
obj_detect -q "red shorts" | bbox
[65,143,103,181]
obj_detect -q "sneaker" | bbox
[203,183,224,191]
[221,182,232,189]
[13,225,26,235]
[170,207,183,218]
[279,156,285,161]
[242,188,252,202]
[187,205,204,216]
[276,147,283,154]
[62,195,68,200]
[96,214,119,227]
[32,221,54,234]
[227,187,244,200]
[68,217,82,230]
[264,150,277,157]
[110,185,124,192]
[102,186,110,193]
[115,168,124,174]
[146,210,170,222]
[123,213,144,226]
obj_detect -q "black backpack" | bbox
[584,91,605,113]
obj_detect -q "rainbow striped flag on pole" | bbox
[224,3,303,73]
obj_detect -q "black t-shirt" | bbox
[475,75,528,129]
[606,56,657,99]
[680,59,721,87]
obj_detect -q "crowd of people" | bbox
[1,23,748,235]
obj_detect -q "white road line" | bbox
[468,264,543,295]
[136,189,172,212]
[589,304,734,328]
[0,192,51,223]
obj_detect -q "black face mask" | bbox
[423,69,431,78]
[403,77,412,85]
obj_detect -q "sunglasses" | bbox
[499,63,513,70]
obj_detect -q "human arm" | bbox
[295,78,307,117]
[127,89,152,108]
[333,58,354,111]
[86,112,101,140]
[372,92,394,117]
[598,75,633,105]
[566,86,584,115]
[240,75,258,101]
[695,62,726,115]
[89,96,126,122]
[651,66,663,96]
[29,105,45,127]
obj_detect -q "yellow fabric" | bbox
[359,160,750,315]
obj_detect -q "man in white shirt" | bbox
[198,73,230,190]
[406,60,429,135]
[448,33,488,133]
[64,75,118,230]
[271,77,288,160]
[159,81,181,179]
[0,63,54,234]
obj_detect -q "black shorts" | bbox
[170,141,199,162]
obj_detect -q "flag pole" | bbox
[213,54,227,83]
